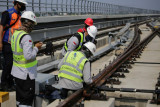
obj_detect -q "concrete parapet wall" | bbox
[37,14,160,24]
[106,92,152,107]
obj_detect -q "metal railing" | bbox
[0,0,160,17]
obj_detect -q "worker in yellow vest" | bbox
[58,42,96,98]
[11,11,43,107]
[62,25,97,56]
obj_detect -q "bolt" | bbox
[105,64,107,68]
[117,76,119,81]
[80,99,84,107]
[156,86,158,90]
[59,99,61,104]
[151,92,156,103]
[110,82,113,88]
[122,71,124,76]
[113,57,116,61]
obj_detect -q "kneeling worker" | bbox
[11,11,43,107]
[58,42,96,98]
[62,25,97,56]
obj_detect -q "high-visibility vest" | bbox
[64,32,84,51]
[2,7,21,43]
[58,51,88,83]
[11,30,37,68]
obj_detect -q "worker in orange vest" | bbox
[0,0,27,91]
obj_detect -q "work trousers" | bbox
[15,75,35,106]
[61,88,76,99]
[1,42,14,87]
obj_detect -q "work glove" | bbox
[45,85,56,96]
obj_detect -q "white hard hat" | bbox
[21,11,37,25]
[83,42,96,55]
[87,25,97,39]
[15,0,28,5]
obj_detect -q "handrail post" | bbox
[7,0,9,10]
[56,0,59,15]
[78,0,80,14]
[61,0,63,15]
[32,0,34,12]
[66,0,68,14]
[74,0,76,14]
[51,0,53,15]
[70,0,72,14]
[39,0,41,16]
[81,0,83,15]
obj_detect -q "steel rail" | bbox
[121,24,140,56]
[56,25,157,107]
[91,25,140,87]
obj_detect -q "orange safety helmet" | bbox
[84,18,93,26]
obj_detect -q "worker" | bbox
[62,25,97,56]
[58,42,96,99]
[11,11,43,107]
[77,18,93,33]
[0,0,28,91]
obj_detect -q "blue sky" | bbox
[93,0,160,11]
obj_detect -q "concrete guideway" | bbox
[53,23,160,107]
[103,24,160,107]
[0,23,158,107]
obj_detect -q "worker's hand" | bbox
[45,85,56,96]
[0,43,2,51]
[35,42,43,50]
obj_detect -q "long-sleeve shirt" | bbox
[11,34,38,80]
[62,34,86,56]
[58,54,92,90]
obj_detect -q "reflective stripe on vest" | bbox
[3,9,21,43]
[11,30,37,68]
[58,51,88,83]
[13,58,36,64]
[64,32,84,51]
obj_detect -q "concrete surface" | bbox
[146,100,160,107]
[84,98,115,107]
[1,92,16,107]
[47,99,63,107]
[105,24,160,107]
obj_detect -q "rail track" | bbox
[55,22,159,107]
